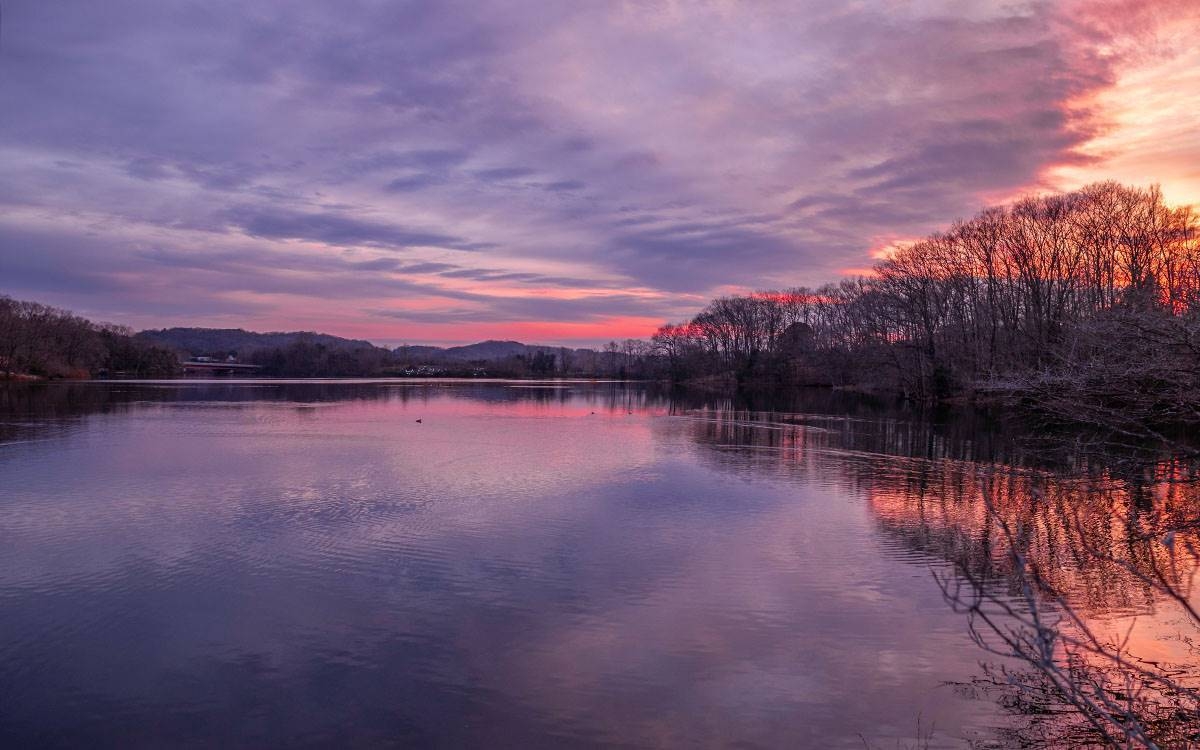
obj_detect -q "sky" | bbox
[1,0,1198,347]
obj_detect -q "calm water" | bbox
[1,381,1196,748]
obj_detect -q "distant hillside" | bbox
[137,328,378,356]
[4,303,646,379]
[393,340,532,362]
[443,340,538,361]
[392,345,447,361]
[139,327,616,370]
[394,340,592,363]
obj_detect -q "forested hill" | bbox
[137,328,377,355]
[443,340,529,360]
[126,328,644,378]
[399,340,565,361]
[140,330,591,364]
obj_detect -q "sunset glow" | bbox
[2,0,1198,345]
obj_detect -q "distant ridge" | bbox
[5,297,636,379]
[140,328,594,363]
[443,340,539,360]
[137,327,377,356]
[396,339,579,362]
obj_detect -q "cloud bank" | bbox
[1,0,1196,344]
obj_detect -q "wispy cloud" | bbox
[0,0,1196,344]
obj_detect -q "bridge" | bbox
[181,359,262,375]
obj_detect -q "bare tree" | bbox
[936,475,1200,748]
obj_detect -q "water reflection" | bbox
[677,405,1200,746]
[1,381,1197,748]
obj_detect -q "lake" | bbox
[1,380,1196,747]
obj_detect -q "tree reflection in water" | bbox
[932,475,1199,748]
[685,407,1200,748]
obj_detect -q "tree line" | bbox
[651,181,1200,431]
[0,297,179,379]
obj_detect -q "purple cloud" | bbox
[0,0,1193,344]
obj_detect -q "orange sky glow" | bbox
[2,0,1199,346]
